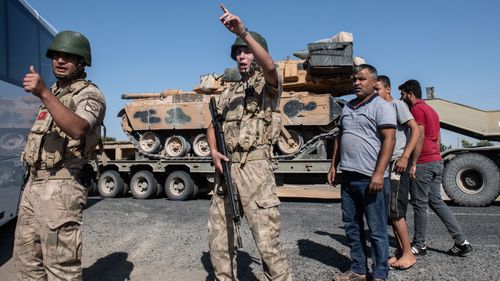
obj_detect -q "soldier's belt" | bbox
[230,147,269,163]
[30,167,79,181]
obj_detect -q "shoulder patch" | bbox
[85,99,103,118]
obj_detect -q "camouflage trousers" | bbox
[14,176,88,281]
[208,159,293,281]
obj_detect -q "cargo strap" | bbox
[230,147,270,163]
[30,168,79,181]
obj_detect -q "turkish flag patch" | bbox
[37,111,48,120]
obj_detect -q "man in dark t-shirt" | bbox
[400,79,473,257]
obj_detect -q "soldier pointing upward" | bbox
[207,4,293,281]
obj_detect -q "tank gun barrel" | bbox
[122,89,198,100]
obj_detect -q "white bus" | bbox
[0,0,56,227]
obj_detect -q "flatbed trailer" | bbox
[92,139,336,201]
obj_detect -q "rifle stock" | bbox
[209,97,243,248]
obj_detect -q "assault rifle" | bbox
[209,97,243,248]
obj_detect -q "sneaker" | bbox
[447,240,473,256]
[411,243,427,256]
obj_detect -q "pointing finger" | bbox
[220,3,229,13]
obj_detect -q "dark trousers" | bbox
[341,171,389,280]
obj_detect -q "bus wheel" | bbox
[164,171,196,201]
[130,170,158,199]
[97,170,124,198]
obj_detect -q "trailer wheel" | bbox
[443,153,500,207]
[130,170,158,199]
[97,170,124,198]
[122,182,130,196]
[164,171,196,201]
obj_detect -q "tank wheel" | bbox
[97,170,124,198]
[164,171,197,201]
[192,134,211,157]
[164,135,191,157]
[138,132,161,154]
[0,132,26,150]
[443,153,500,207]
[277,129,304,155]
[130,170,158,199]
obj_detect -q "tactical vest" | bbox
[22,79,104,170]
[222,73,282,153]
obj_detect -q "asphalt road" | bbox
[1,196,499,281]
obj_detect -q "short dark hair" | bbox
[354,64,377,79]
[398,79,422,99]
[377,75,391,88]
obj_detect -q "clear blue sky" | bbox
[27,0,500,146]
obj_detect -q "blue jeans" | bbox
[410,161,465,248]
[341,171,389,280]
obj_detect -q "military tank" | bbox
[119,32,363,159]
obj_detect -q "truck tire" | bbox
[97,170,124,198]
[130,170,158,199]
[164,171,196,201]
[443,153,500,207]
[122,183,130,196]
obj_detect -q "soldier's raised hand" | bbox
[23,66,48,98]
[219,4,245,35]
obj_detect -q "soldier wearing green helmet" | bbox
[207,4,293,281]
[14,30,106,280]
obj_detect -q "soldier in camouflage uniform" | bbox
[206,5,292,281]
[14,31,105,280]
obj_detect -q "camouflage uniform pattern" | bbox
[14,80,105,281]
[208,71,292,281]
[15,178,87,281]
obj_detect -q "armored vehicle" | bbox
[119,32,361,160]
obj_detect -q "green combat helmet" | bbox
[46,31,92,66]
[230,31,268,60]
